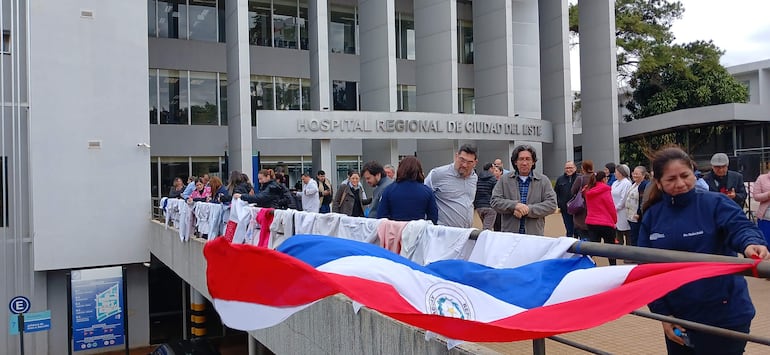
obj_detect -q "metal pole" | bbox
[122,266,129,355]
[548,336,612,355]
[18,313,25,355]
[532,338,545,355]
[568,241,770,278]
[631,310,770,346]
[66,272,73,355]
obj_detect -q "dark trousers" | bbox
[628,221,641,246]
[319,203,330,214]
[587,224,618,265]
[560,209,575,238]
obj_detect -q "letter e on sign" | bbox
[9,296,31,314]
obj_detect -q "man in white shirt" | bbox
[425,144,478,228]
[298,173,320,213]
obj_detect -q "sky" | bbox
[570,0,770,90]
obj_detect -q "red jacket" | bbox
[584,183,617,228]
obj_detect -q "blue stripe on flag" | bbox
[427,257,595,308]
[278,235,595,309]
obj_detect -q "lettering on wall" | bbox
[296,119,543,137]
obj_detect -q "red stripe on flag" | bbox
[204,238,754,342]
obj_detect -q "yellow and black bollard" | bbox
[190,289,206,337]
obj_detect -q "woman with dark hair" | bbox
[188,177,211,202]
[639,146,769,354]
[377,156,438,224]
[333,170,368,217]
[206,176,230,204]
[583,171,618,265]
[234,169,288,208]
[570,160,595,240]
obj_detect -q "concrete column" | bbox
[310,0,332,111]
[359,0,397,112]
[512,0,542,120]
[414,0,458,113]
[759,68,770,105]
[414,0,458,170]
[312,139,335,186]
[473,0,515,117]
[578,0,619,166]
[309,0,333,186]
[225,0,253,174]
[471,0,515,170]
[539,0,573,178]
[359,0,399,173]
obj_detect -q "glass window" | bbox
[188,0,218,42]
[301,78,311,110]
[458,88,475,114]
[251,75,275,109]
[189,71,218,125]
[396,13,415,60]
[158,69,188,124]
[150,70,158,124]
[299,0,309,50]
[275,76,300,110]
[219,74,227,126]
[457,20,473,64]
[148,0,157,37]
[192,157,221,180]
[218,0,226,42]
[151,158,159,198]
[273,0,298,49]
[158,0,187,39]
[333,81,358,111]
[330,5,357,54]
[397,84,416,112]
[248,0,272,46]
[160,157,190,197]
[689,124,734,160]
[738,123,762,149]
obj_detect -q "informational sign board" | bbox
[9,310,51,335]
[9,296,30,314]
[70,266,124,352]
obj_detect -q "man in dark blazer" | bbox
[703,153,747,207]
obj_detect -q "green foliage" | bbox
[570,0,748,121]
[626,40,749,120]
[569,0,684,80]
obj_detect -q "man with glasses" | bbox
[491,145,557,235]
[704,153,747,207]
[425,144,479,228]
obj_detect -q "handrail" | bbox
[567,240,770,278]
[630,310,770,346]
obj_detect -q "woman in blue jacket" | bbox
[638,146,769,354]
[378,156,438,224]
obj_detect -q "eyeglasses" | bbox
[456,156,476,165]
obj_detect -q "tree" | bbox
[625,40,748,120]
[569,0,684,81]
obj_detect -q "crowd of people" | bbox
[162,144,770,353]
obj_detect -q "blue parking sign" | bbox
[9,296,30,314]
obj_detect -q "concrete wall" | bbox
[29,0,151,270]
[148,220,501,354]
